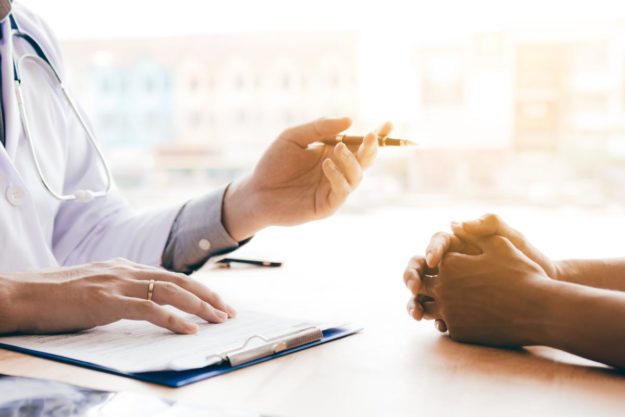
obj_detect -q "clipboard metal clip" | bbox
[211,326,323,367]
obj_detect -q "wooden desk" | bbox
[2,208,625,417]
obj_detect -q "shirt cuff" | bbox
[162,185,250,273]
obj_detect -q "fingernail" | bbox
[408,307,415,318]
[216,310,228,321]
[324,159,335,170]
[226,304,237,318]
[412,304,424,321]
[416,304,424,320]
[451,222,463,231]
[185,323,199,333]
[425,251,434,266]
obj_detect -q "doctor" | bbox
[0,3,389,334]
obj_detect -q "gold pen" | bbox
[320,135,417,147]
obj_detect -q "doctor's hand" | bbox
[3,259,235,335]
[222,117,391,241]
[406,234,552,347]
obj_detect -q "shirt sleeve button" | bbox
[198,239,211,251]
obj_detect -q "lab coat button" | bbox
[198,239,211,251]
[6,186,25,207]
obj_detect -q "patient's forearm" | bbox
[556,259,625,291]
[540,279,625,369]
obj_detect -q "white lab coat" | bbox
[0,4,181,272]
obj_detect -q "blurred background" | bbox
[19,0,625,226]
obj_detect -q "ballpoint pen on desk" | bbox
[320,134,417,147]
[216,257,283,269]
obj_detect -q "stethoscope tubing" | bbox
[8,14,112,203]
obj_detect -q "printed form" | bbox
[0,311,318,373]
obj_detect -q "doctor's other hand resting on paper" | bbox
[403,213,625,369]
[0,5,389,336]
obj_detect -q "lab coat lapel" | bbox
[1,19,21,160]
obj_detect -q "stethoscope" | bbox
[2,3,112,203]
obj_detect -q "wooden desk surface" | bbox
[2,208,625,417]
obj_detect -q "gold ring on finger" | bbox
[147,279,156,301]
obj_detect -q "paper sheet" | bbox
[0,310,317,373]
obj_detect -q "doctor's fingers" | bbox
[355,131,379,169]
[125,279,229,324]
[322,158,351,207]
[280,116,352,148]
[331,142,363,188]
[129,269,236,318]
[356,122,392,168]
[376,121,394,138]
[115,296,199,334]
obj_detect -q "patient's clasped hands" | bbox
[403,214,561,347]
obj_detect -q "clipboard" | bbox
[0,324,361,388]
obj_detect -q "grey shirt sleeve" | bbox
[162,185,249,274]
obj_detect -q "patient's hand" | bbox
[426,213,560,280]
[407,234,552,347]
[404,213,557,333]
[403,232,481,324]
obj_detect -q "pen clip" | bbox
[216,257,282,268]
[209,326,322,367]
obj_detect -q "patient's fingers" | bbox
[426,232,462,269]
[419,274,438,298]
[406,297,424,321]
[435,319,448,333]
[426,231,482,269]
[421,300,440,321]
[407,296,440,322]
[403,255,426,294]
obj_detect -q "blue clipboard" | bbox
[0,326,359,388]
